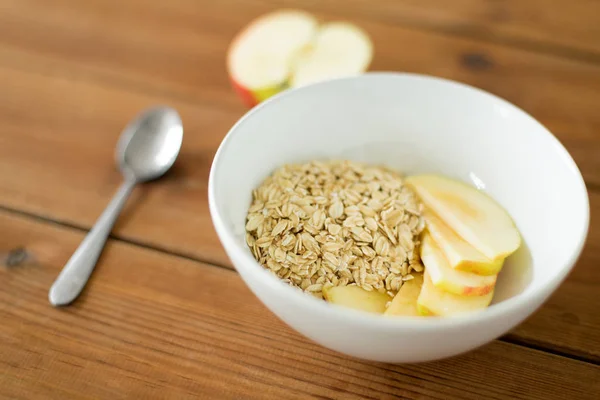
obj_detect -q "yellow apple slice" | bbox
[290,22,373,88]
[421,234,498,296]
[323,285,391,314]
[384,273,424,317]
[406,174,521,261]
[417,271,494,317]
[423,209,503,275]
[227,11,373,107]
[227,10,318,107]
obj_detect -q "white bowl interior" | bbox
[212,73,588,308]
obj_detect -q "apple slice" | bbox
[421,234,498,296]
[384,273,424,317]
[227,10,318,107]
[423,209,503,275]
[227,10,373,107]
[406,174,521,261]
[323,285,391,314]
[290,22,373,88]
[417,271,495,317]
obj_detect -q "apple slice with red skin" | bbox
[422,208,504,276]
[420,233,498,296]
[417,270,495,317]
[227,10,373,107]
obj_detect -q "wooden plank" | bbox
[1,0,600,162]
[0,65,235,267]
[0,0,248,108]
[245,0,600,57]
[1,211,599,399]
[507,279,600,361]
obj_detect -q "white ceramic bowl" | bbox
[208,73,589,363]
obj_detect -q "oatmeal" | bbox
[245,160,425,299]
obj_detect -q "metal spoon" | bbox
[48,106,183,307]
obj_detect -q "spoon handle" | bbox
[49,178,137,306]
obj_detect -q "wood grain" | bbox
[0,64,235,266]
[1,0,600,165]
[1,211,599,399]
[243,0,600,57]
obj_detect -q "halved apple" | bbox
[323,285,391,314]
[423,209,503,275]
[417,271,495,317]
[384,273,424,316]
[406,174,521,261]
[421,234,497,296]
[227,10,373,107]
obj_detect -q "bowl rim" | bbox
[208,71,590,330]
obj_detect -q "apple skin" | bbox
[229,77,286,108]
[230,77,259,107]
[436,278,496,297]
[451,258,504,276]
[417,271,495,317]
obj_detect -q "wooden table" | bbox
[1,0,599,398]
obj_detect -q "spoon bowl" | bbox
[118,106,183,181]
